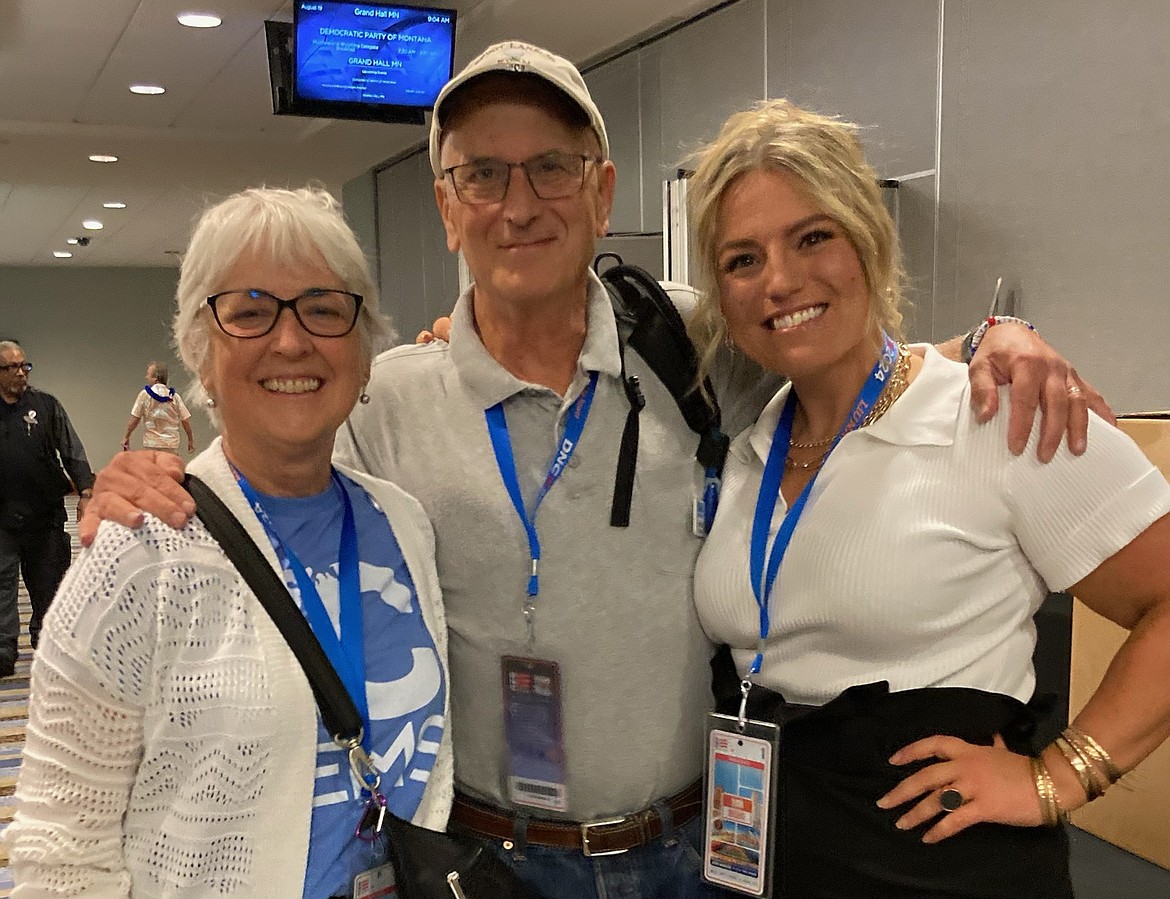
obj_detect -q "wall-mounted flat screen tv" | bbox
[288,1,457,125]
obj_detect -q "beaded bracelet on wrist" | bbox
[967,315,1038,358]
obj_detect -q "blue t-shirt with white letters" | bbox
[252,473,445,899]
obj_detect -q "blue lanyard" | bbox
[233,468,369,736]
[747,334,898,677]
[485,371,599,601]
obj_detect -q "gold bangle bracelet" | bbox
[1030,756,1062,827]
[1053,735,1106,801]
[1063,725,1123,784]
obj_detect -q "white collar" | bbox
[745,345,962,465]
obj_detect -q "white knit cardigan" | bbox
[5,439,453,898]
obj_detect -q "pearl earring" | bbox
[359,392,371,405]
[206,396,216,408]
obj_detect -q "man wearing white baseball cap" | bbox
[82,37,1104,899]
[427,40,611,176]
[340,39,737,898]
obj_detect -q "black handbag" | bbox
[185,474,540,899]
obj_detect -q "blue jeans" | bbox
[480,807,733,899]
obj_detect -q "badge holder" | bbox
[701,711,780,898]
[501,656,569,813]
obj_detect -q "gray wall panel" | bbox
[895,173,937,342]
[650,0,768,179]
[342,170,379,286]
[586,53,646,233]
[637,41,666,231]
[937,0,1170,411]
[376,150,456,342]
[766,0,939,178]
[596,234,665,280]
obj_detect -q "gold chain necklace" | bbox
[859,344,912,429]
[784,345,912,472]
[788,433,836,449]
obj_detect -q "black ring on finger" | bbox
[939,788,964,812]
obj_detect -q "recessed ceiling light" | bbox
[66,238,79,245]
[130,84,166,95]
[103,202,127,209]
[178,12,221,28]
[82,219,104,230]
[89,154,118,163]
[53,251,73,259]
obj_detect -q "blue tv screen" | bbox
[293,2,456,122]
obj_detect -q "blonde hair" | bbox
[686,99,906,382]
[172,186,395,416]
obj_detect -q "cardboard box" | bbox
[1068,413,1170,870]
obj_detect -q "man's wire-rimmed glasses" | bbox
[444,151,600,205]
[206,289,363,339]
[0,361,32,373]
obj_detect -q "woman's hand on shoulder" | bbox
[876,734,1044,843]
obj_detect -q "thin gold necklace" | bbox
[784,345,912,471]
[784,453,826,471]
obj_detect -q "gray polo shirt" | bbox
[336,273,776,821]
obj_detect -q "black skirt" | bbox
[712,652,1073,898]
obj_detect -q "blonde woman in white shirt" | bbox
[687,99,1170,898]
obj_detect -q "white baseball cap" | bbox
[428,40,610,178]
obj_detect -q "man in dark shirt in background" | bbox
[0,340,94,675]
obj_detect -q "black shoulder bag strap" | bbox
[184,474,359,737]
[183,473,537,899]
[595,254,730,527]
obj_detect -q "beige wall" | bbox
[0,265,213,471]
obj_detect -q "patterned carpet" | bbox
[0,500,79,896]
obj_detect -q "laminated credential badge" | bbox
[702,713,780,897]
[502,656,568,812]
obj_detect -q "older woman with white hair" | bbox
[6,187,453,898]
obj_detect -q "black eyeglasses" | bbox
[0,361,32,374]
[444,151,599,205]
[206,289,363,339]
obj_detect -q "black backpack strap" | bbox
[184,473,363,742]
[609,324,646,527]
[596,257,729,528]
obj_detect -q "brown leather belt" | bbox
[450,780,703,857]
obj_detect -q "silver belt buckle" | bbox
[580,816,630,857]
